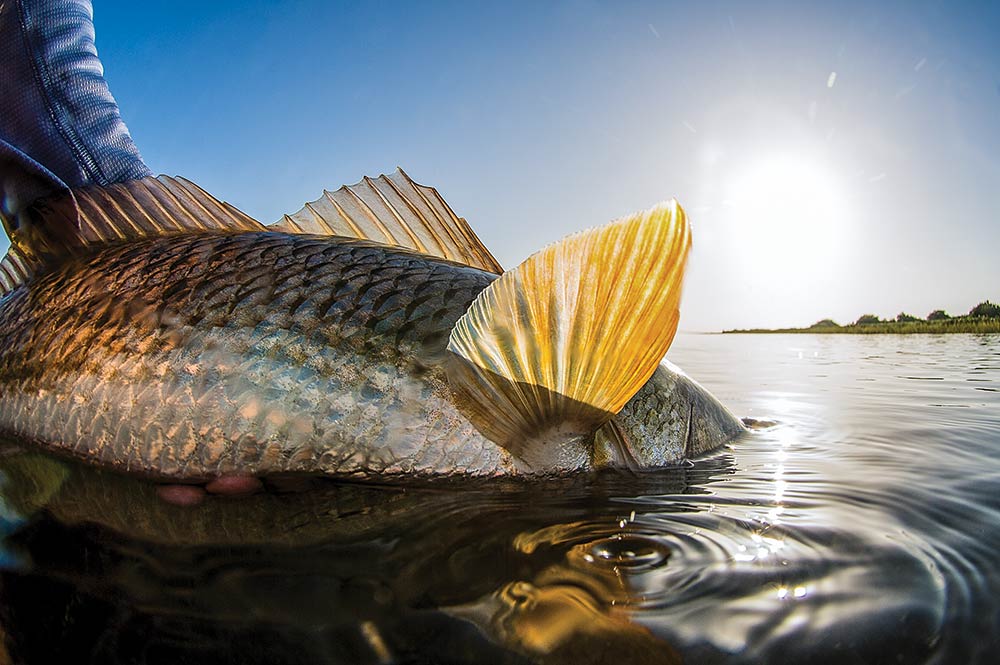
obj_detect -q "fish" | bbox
[0,168,744,485]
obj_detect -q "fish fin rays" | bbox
[445,201,691,468]
[0,247,34,295]
[70,176,265,240]
[0,175,265,297]
[269,168,503,273]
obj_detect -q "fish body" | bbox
[0,173,744,482]
[0,232,511,479]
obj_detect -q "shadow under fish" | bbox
[0,447,734,664]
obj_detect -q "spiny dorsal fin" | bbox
[0,175,265,296]
[446,201,691,470]
[0,249,33,295]
[269,168,503,273]
[71,175,264,243]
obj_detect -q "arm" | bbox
[0,0,149,226]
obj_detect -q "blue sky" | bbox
[90,1,999,331]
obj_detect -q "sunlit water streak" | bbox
[0,332,997,663]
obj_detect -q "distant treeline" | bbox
[724,300,1000,334]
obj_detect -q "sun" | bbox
[724,153,847,280]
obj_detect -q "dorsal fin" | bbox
[0,175,265,296]
[0,249,34,295]
[446,201,691,470]
[70,175,264,242]
[269,168,503,273]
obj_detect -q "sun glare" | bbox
[724,154,847,280]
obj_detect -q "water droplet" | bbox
[578,535,671,570]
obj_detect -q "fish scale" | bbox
[0,231,514,479]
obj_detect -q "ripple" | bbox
[575,535,671,570]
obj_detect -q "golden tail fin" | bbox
[446,201,691,469]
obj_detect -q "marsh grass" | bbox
[724,318,1000,335]
[724,300,1000,334]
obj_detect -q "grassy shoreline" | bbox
[722,319,1000,335]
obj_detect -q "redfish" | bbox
[0,169,743,488]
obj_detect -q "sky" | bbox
[74,1,1000,330]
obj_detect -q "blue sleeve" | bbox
[0,0,150,224]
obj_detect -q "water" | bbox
[0,333,998,664]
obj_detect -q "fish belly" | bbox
[0,232,513,479]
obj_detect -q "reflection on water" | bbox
[1,332,998,663]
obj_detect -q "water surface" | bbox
[0,332,998,664]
